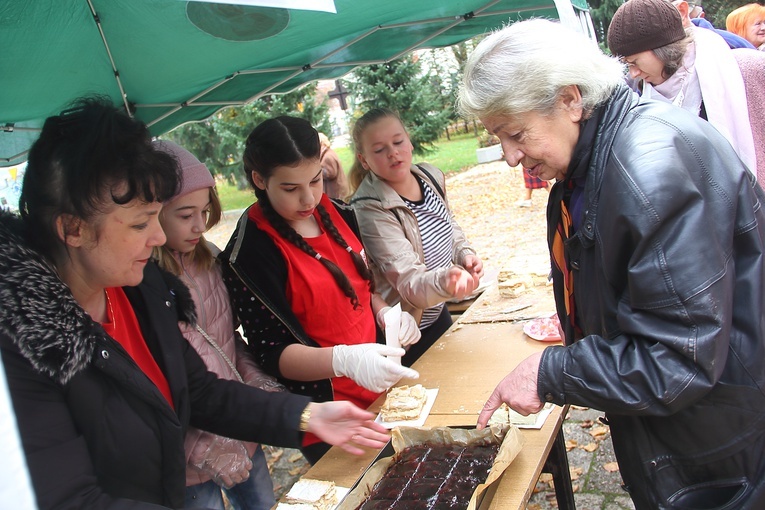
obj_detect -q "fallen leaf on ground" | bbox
[580,419,594,429]
[589,425,609,439]
[565,439,578,451]
[604,462,620,472]
[569,466,584,480]
[288,452,304,463]
[581,442,599,452]
[288,464,310,476]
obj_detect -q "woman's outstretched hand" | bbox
[307,401,390,455]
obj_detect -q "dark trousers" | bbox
[301,441,332,465]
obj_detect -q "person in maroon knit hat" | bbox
[607,0,762,180]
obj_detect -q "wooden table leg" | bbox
[543,427,576,509]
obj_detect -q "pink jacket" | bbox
[175,242,283,486]
[733,49,765,184]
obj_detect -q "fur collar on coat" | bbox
[0,210,196,385]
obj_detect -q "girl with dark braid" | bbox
[219,116,421,464]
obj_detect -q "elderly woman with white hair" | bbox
[459,18,765,510]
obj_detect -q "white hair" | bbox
[458,19,625,119]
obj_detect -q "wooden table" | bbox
[303,317,575,509]
[446,295,478,315]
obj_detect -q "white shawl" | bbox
[642,27,756,175]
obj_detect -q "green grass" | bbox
[336,132,480,175]
[216,181,256,211]
[216,133,482,212]
[420,132,481,174]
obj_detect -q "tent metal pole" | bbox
[86,0,131,115]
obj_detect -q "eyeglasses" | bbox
[619,58,637,68]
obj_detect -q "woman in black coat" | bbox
[0,97,389,510]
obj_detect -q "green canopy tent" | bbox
[0,0,593,166]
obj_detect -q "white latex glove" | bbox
[377,307,421,347]
[191,437,252,489]
[332,343,419,393]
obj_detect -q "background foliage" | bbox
[162,0,760,194]
[161,83,330,189]
[346,55,452,155]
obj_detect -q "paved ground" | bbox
[207,161,636,509]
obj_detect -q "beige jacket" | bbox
[350,163,475,324]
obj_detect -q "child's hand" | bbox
[444,266,480,300]
[463,254,484,279]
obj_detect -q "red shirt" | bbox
[102,287,175,410]
[249,194,379,446]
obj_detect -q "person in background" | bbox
[0,96,389,509]
[608,0,763,180]
[685,0,704,19]
[731,48,765,185]
[669,0,765,182]
[348,108,484,366]
[691,16,756,49]
[516,166,549,208]
[726,3,765,50]
[678,0,757,49]
[459,18,765,509]
[319,132,349,201]
[153,140,282,510]
[220,116,420,464]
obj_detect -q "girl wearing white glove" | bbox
[220,117,420,464]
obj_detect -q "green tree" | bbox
[701,0,754,29]
[163,83,331,188]
[451,38,483,135]
[347,55,451,154]
[590,0,625,51]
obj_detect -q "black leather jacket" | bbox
[538,84,765,509]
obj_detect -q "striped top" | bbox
[401,176,454,328]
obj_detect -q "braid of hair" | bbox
[316,204,376,294]
[257,192,362,309]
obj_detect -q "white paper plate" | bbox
[374,388,439,429]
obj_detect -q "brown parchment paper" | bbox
[336,424,524,510]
